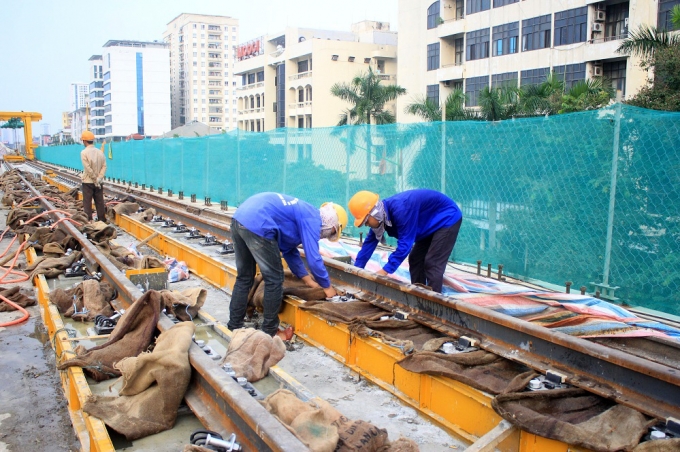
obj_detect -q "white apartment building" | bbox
[88,55,105,139]
[234,21,398,132]
[69,83,88,111]
[163,13,240,132]
[396,0,676,122]
[101,40,171,139]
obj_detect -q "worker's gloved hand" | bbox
[323,286,337,298]
[95,177,103,188]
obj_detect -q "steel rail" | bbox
[18,172,307,452]
[34,163,680,420]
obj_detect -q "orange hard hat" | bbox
[348,191,379,227]
[81,130,95,141]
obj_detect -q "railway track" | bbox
[7,160,680,452]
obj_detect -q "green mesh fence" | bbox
[35,104,680,316]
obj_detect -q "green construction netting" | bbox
[35,104,680,316]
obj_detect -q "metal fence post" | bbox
[441,113,446,194]
[205,137,210,200]
[603,103,621,286]
[237,128,241,204]
[283,129,288,194]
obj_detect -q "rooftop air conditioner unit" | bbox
[592,22,604,32]
[593,64,603,77]
[595,10,606,22]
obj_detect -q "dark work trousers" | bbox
[81,183,106,222]
[408,219,462,293]
[227,218,285,336]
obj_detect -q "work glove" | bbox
[95,177,103,188]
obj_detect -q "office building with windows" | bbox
[396,0,674,121]
[163,13,240,132]
[88,55,105,139]
[234,21,398,131]
[69,83,89,112]
[101,40,171,139]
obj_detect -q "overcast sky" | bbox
[0,0,398,136]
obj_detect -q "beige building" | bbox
[397,0,671,122]
[163,13,240,132]
[234,21,398,131]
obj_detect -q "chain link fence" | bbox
[36,104,680,315]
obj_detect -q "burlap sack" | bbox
[349,319,442,355]
[248,270,327,314]
[25,250,82,279]
[112,202,140,216]
[130,208,156,222]
[135,256,165,270]
[492,389,655,452]
[58,290,162,381]
[83,321,195,440]
[398,349,537,395]
[633,439,680,451]
[160,287,206,321]
[300,300,388,324]
[82,221,117,242]
[261,389,395,452]
[220,328,286,382]
[0,286,37,312]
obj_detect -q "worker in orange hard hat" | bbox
[348,189,463,293]
[80,130,107,222]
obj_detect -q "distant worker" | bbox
[227,193,348,340]
[349,189,462,293]
[80,131,107,222]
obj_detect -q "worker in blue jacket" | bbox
[228,192,348,339]
[348,189,462,293]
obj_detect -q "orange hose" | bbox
[16,196,65,208]
[0,234,17,258]
[0,294,29,327]
[25,209,73,225]
[0,242,29,284]
[49,217,83,229]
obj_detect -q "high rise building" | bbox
[101,40,171,139]
[396,0,668,122]
[163,13,240,132]
[88,55,105,139]
[69,83,88,111]
[234,21,398,131]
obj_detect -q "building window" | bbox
[465,75,488,107]
[491,72,518,88]
[427,1,441,29]
[605,3,630,40]
[554,7,587,46]
[257,71,264,82]
[426,84,440,106]
[467,0,490,15]
[492,22,519,56]
[454,38,464,65]
[298,60,309,73]
[603,60,627,97]
[520,67,550,87]
[248,73,255,84]
[553,63,586,89]
[427,43,440,70]
[493,0,517,6]
[522,14,551,51]
[466,28,490,61]
[658,0,680,30]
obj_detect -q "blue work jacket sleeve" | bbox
[281,247,308,280]
[383,215,417,275]
[297,216,331,288]
[354,229,379,269]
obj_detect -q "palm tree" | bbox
[518,74,565,116]
[330,67,406,125]
[331,67,406,178]
[478,85,520,121]
[405,88,478,122]
[559,78,614,113]
[617,5,680,58]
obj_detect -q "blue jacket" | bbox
[233,192,330,287]
[354,189,462,274]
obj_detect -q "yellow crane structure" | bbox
[0,111,43,160]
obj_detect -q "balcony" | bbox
[289,71,312,81]
[288,101,312,116]
[208,81,222,86]
[376,74,396,81]
[438,16,465,39]
[208,34,221,41]
[236,82,264,91]
[585,33,629,62]
[208,53,221,59]
[208,71,222,78]
[437,64,464,82]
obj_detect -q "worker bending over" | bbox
[227,192,348,340]
[349,189,462,293]
[80,131,107,222]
